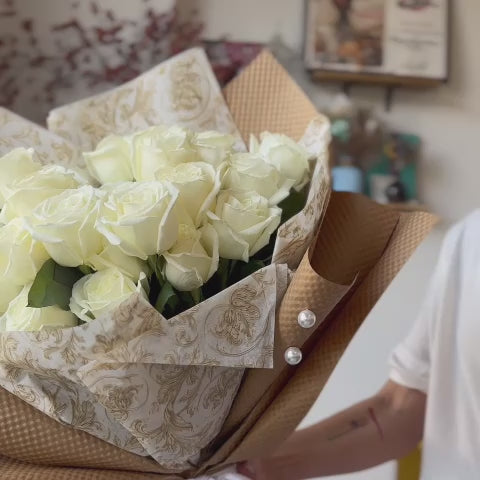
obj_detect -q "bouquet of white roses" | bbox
[0,81,330,470]
[0,123,313,331]
[0,49,435,480]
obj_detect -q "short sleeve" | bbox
[389,225,460,394]
[389,311,431,393]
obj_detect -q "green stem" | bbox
[191,288,203,305]
[218,258,230,290]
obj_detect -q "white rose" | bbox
[96,181,179,259]
[0,148,42,208]
[163,215,219,291]
[25,185,103,267]
[0,164,87,223]
[191,131,235,167]
[1,284,77,331]
[69,268,147,322]
[86,242,149,282]
[83,135,134,184]
[155,162,221,226]
[132,125,198,181]
[249,132,311,190]
[207,190,282,262]
[0,219,50,313]
[223,153,294,206]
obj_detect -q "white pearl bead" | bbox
[284,346,302,365]
[297,309,316,329]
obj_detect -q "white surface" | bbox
[197,0,480,478]
[192,0,304,52]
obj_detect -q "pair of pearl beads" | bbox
[284,310,317,366]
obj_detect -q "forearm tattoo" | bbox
[326,407,384,442]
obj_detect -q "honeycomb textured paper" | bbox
[0,50,437,479]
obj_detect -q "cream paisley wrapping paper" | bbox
[0,48,331,469]
[272,116,331,269]
[0,265,288,469]
[46,48,245,151]
[0,108,81,166]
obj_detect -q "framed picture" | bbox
[304,0,449,85]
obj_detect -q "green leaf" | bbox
[155,280,178,314]
[278,187,308,224]
[240,259,266,278]
[78,265,94,275]
[147,255,157,275]
[228,260,238,276]
[27,260,55,308]
[178,291,196,311]
[190,288,203,305]
[28,259,84,310]
[148,255,164,282]
[217,257,230,290]
[253,188,309,264]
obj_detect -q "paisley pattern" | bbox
[47,48,245,151]
[272,115,332,269]
[0,265,288,468]
[0,108,81,166]
[90,265,284,369]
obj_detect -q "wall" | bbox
[197,0,480,224]
[196,0,479,478]
[0,0,176,122]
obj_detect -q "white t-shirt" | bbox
[390,211,480,479]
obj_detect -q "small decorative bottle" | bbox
[332,154,363,193]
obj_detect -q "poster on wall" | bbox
[304,0,449,82]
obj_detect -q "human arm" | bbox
[238,379,426,479]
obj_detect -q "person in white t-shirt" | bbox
[238,212,480,480]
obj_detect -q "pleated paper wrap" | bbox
[0,49,437,479]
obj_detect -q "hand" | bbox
[237,460,269,479]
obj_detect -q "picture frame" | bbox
[304,0,449,87]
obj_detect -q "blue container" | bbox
[332,165,363,193]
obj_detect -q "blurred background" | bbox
[1,0,477,478]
